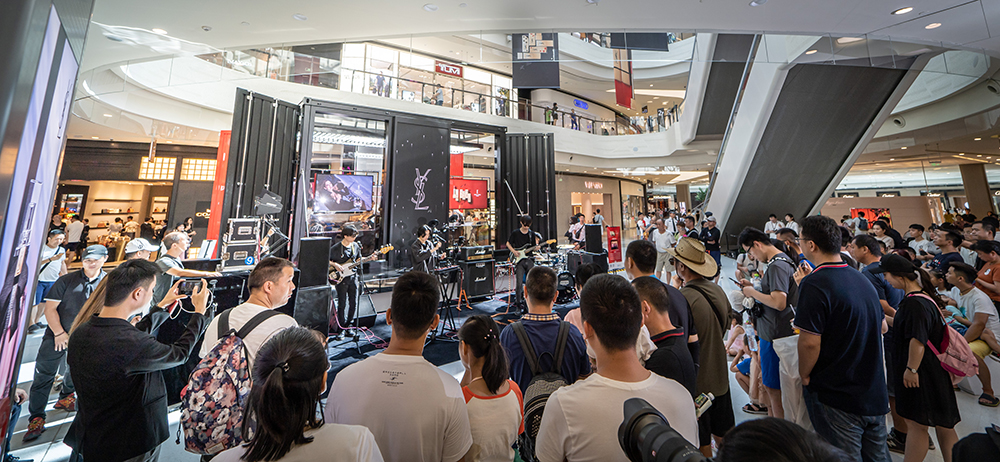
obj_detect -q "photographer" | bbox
[737,227,798,420]
[411,225,442,273]
[65,260,210,461]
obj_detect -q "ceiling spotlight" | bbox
[151,28,167,35]
[292,13,308,21]
[423,3,439,11]
[805,49,818,55]
[749,0,767,6]
[925,23,942,29]
[960,153,965,155]
[837,37,865,44]
[892,7,913,15]
[459,2,467,7]
[975,137,982,141]
[202,25,212,32]
[103,113,112,117]
[901,146,907,149]
[91,136,99,139]
[890,158,895,160]
[241,21,251,26]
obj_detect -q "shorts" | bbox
[66,242,80,252]
[698,390,735,446]
[736,357,751,376]
[34,281,55,306]
[970,339,992,360]
[655,251,674,275]
[759,338,781,390]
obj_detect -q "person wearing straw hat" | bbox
[667,236,734,456]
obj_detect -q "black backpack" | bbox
[511,321,571,462]
[858,218,869,231]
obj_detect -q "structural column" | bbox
[959,163,995,217]
[675,184,691,212]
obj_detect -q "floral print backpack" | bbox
[179,309,282,455]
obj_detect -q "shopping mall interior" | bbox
[2,0,1000,461]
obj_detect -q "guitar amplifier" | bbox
[567,250,609,274]
[457,245,494,262]
[459,259,494,298]
[220,241,260,271]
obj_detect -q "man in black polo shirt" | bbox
[506,215,540,311]
[795,215,890,462]
[700,217,722,281]
[634,276,697,397]
[23,245,108,442]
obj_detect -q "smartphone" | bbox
[178,279,203,295]
[728,277,744,287]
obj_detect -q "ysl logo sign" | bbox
[411,168,431,210]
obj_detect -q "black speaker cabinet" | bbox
[356,293,378,329]
[585,224,603,253]
[460,259,494,298]
[567,250,609,275]
[298,237,331,288]
[293,285,333,337]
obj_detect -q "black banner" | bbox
[511,33,560,89]
[386,119,450,268]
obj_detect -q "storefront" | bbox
[55,141,218,260]
[554,173,645,243]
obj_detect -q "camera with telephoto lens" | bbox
[619,398,710,462]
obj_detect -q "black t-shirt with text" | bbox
[507,229,538,255]
[44,269,106,335]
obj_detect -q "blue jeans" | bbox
[803,387,890,462]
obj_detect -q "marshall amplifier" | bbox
[457,245,494,262]
[460,259,494,298]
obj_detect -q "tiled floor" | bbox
[9,256,999,461]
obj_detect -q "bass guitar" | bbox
[509,239,556,264]
[329,245,393,284]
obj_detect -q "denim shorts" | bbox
[759,338,781,389]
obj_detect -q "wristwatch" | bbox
[906,367,919,374]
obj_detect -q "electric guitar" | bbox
[329,245,393,284]
[509,239,557,264]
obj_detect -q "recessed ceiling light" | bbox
[241,21,251,26]
[978,154,983,157]
[91,136,99,139]
[892,7,913,15]
[975,137,982,141]
[890,158,895,160]
[901,146,907,150]
[805,49,818,55]
[292,13,308,21]
[837,37,864,44]
[749,0,767,5]
[424,3,439,11]
[103,113,112,117]
[459,2,467,7]
[151,28,167,35]
[925,23,942,29]
[960,153,965,155]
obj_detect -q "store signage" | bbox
[585,181,604,190]
[449,179,489,209]
[574,99,589,110]
[435,61,463,78]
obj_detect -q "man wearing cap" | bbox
[667,237,733,456]
[699,217,722,280]
[124,238,159,261]
[23,245,108,442]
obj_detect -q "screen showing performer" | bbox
[313,174,373,213]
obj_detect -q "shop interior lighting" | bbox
[151,28,167,35]
[975,137,982,141]
[837,37,865,44]
[805,50,818,55]
[892,7,913,15]
[313,132,385,148]
[925,23,942,29]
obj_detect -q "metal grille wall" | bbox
[219,88,300,253]
[498,133,557,250]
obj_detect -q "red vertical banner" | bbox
[613,48,633,109]
[206,130,231,255]
[450,152,463,178]
[607,226,622,263]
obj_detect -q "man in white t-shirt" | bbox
[763,214,783,239]
[535,274,698,462]
[947,262,1000,406]
[199,257,297,367]
[646,219,676,280]
[327,271,473,462]
[124,215,140,239]
[65,214,85,262]
[907,224,938,262]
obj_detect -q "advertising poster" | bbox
[511,33,560,88]
[607,226,622,263]
[387,121,450,267]
[449,179,489,210]
[613,48,634,109]
[851,208,892,229]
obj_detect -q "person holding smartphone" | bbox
[907,224,938,262]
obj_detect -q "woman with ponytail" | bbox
[458,315,522,462]
[874,254,960,462]
[213,327,383,462]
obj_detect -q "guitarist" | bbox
[329,225,362,339]
[507,215,541,312]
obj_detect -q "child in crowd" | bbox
[724,310,746,357]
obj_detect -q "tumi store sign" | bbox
[435,61,464,78]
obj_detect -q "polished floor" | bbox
[9,256,999,461]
